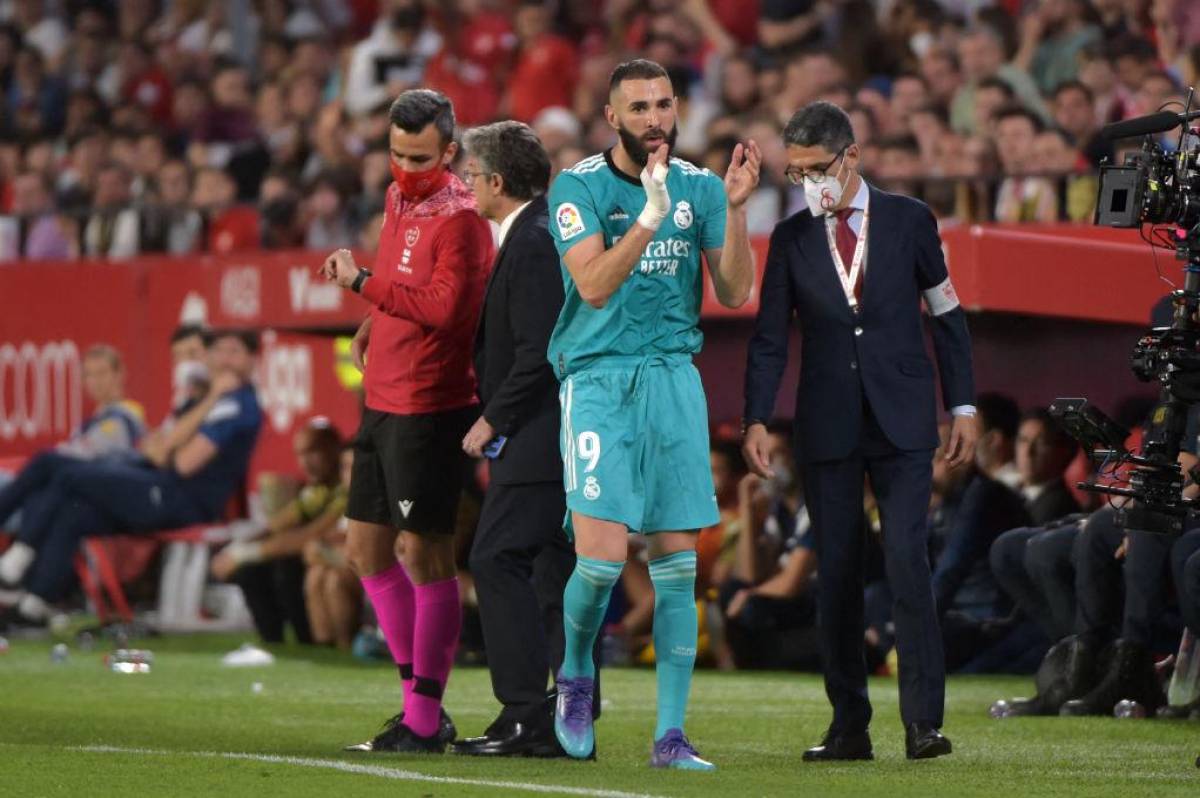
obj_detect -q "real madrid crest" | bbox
[673,200,693,230]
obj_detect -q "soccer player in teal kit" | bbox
[547,59,760,769]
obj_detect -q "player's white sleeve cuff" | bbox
[951,405,976,417]
[922,276,960,316]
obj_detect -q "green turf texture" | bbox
[0,633,1195,797]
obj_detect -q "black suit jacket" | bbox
[474,196,565,485]
[744,184,975,462]
[1027,478,1082,526]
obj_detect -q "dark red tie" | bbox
[834,207,862,303]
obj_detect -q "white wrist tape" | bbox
[637,162,670,231]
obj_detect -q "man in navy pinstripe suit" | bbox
[743,101,977,762]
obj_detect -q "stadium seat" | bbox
[74,486,251,627]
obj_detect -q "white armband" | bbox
[922,276,960,317]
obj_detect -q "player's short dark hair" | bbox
[389,89,456,144]
[171,324,212,347]
[608,59,672,95]
[462,121,551,201]
[977,392,1020,440]
[212,328,260,355]
[783,101,855,152]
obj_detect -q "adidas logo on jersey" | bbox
[607,206,629,221]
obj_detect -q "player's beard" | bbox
[617,122,678,168]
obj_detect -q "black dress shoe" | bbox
[451,719,566,758]
[905,723,952,760]
[802,729,874,761]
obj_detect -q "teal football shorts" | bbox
[558,354,719,536]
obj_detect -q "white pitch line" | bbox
[76,745,675,798]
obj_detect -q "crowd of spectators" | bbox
[2,0,1199,262]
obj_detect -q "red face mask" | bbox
[391,159,450,203]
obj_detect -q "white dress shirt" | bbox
[497,200,533,249]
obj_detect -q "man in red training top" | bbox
[321,89,494,754]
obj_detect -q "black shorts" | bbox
[346,405,476,534]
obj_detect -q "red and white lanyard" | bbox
[824,206,869,308]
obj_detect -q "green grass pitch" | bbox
[0,633,1196,797]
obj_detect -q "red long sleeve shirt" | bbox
[359,176,494,415]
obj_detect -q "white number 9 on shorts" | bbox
[577,431,601,473]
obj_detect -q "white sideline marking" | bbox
[77,745,673,798]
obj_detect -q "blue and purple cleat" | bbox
[651,728,716,771]
[554,671,596,759]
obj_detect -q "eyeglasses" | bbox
[461,170,494,183]
[784,147,847,186]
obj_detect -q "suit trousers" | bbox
[469,480,586,724]
[1073,509,1172,647]
[804,399,943,732]
[991,518,1085,641]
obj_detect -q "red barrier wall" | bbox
[0,223,1175,473]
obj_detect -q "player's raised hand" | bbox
[725,139,762,209]
[637,144,672,231]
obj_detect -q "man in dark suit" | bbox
[452,120,575,757]
[742,102,977,761]
[1014,408,1082,526]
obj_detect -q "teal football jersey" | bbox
[546,150,727,376]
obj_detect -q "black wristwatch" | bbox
[350,268,372,294]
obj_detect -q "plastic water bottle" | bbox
[989,699,1012,719]
[0,636,9,654]
[50,643,69,663]
[108,648,154,674]
[1114,699,1145,719]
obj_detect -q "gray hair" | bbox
[782,101,855,153]
[462,121,551,201]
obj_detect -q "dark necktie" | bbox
[834,207,861,303]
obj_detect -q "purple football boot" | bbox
[554,671,596,759]
[651,728,715,771]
